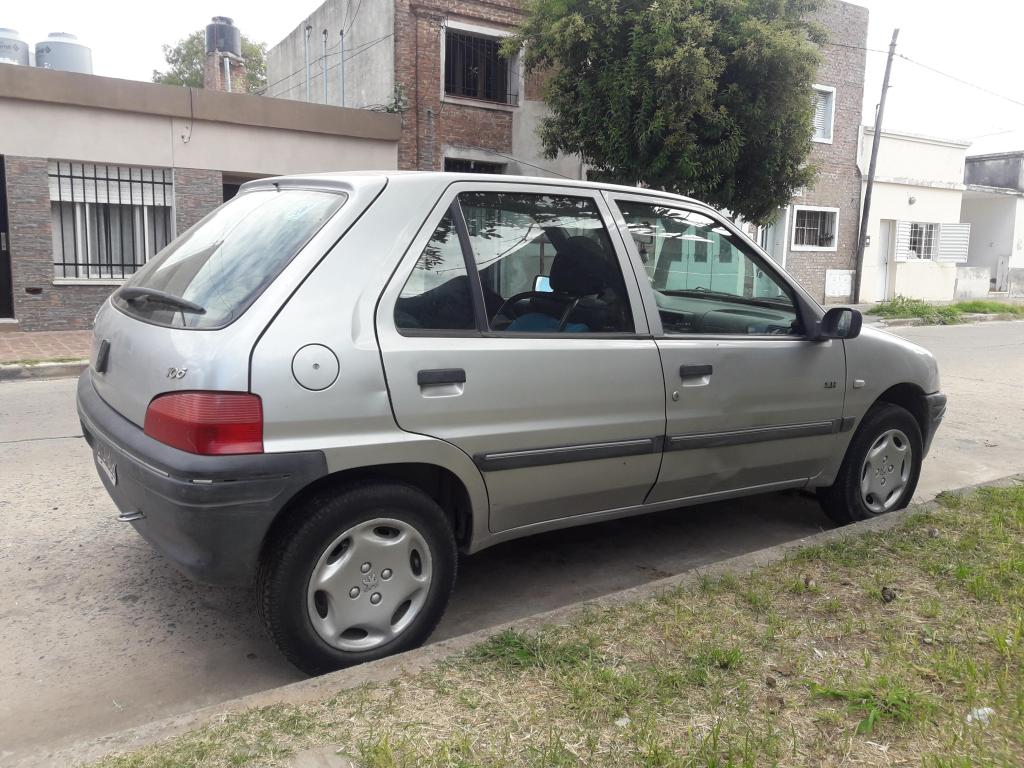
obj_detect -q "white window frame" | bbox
[440,19,521,112]
[790,205,839,252]
[811,84,836,144]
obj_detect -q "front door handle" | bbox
[417,368,466,386]
[679,364,713,379]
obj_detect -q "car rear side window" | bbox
[112,189,345,329]
[394,210,476,332]
[462,192,634,334]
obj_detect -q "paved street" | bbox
[1,321,1022,764]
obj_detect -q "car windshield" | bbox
[113,188,345,329]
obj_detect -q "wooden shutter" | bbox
[894,220,912,260]
[937,223,970,263]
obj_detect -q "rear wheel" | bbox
[817,403,923,525]
[257,482,457,676]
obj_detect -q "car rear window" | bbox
[112,189,345,329]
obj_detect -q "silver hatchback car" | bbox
[78,172,946,674]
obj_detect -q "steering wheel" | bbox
[493,291,573,329]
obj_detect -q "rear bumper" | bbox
[923,392,947,457]
[77,370,326,585]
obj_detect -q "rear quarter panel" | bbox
[249,176,490,529]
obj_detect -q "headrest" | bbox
[549,236,608,295]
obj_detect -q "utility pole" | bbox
[854,28,899,302]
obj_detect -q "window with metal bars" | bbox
[48,161,173,280]
[908,222,937,259]
[792,207,838,250]
[444,30,516,105]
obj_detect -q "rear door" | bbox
[606,193,847,504]
[376,181,666,533]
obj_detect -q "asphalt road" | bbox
[2,321,1022,764]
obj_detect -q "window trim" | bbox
[440,19,521,111]
[790,204,840,253]
[389,181,651,339]
[811,84,836,145]
[605,191,817,341]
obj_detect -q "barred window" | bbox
[444,29,517,105]
[49,161,173,280]
[791,207,838,251]
[908,222,937,259]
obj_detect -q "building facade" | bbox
[961,152,1024,296]
[856,128,973,303]
[0,63,399,331]
[758,0,869,304]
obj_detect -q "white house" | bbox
[960,152,1024,297]
[857,128,973,303]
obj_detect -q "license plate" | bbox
[95,444,118,486]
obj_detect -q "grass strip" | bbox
[869,296,1024,325]
[94,484,1024,767]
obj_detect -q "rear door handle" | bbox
[679,364,713,379]
[417,368,466,386]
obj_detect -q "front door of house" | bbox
[0,157,14,319]
[876,220,894,301]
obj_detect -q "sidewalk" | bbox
[0,330,92,364]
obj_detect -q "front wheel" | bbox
[257,482,457,676]
[817,403,923,525]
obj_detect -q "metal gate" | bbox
[0,156,14,319]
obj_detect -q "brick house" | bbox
[265,0,869,302]
[757,1,869,303]
[0,22,399,332]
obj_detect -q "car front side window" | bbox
[616,200,800,336]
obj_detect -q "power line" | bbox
[446,144,576,179]
[344,0,364,35]
[897,53,1024,110]
[258,32,393,98]
[264,33,394,100]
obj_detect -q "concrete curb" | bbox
[30,473,1019,768]
[0,360,88,382]
[873,313,1024,328]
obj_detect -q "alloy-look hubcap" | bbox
[860,428,912,514]
[307,518,433,652]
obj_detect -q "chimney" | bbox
[203,16,247,93]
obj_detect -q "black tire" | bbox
[257,481,457,676]
[816,402,923,525]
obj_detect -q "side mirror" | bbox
[534,274,553,293]
[815,307,862,341]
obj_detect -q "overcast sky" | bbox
[6,0,1023,155]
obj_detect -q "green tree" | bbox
[153,30,267,93]
[507,0,826,223]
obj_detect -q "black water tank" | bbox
[206,16,241,56]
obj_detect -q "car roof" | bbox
[241,170,705,209]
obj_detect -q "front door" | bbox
[0,157,14,319]
[377,182,666,533]
[607,194,847,504]
[877,219,894,300]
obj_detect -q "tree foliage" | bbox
[153,31,267,93]
[507,0,827,223]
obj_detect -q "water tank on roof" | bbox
[206,16,241,56]
[0,28,30,66]
[35,32,92,74]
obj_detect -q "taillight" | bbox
[144,392,263,455]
